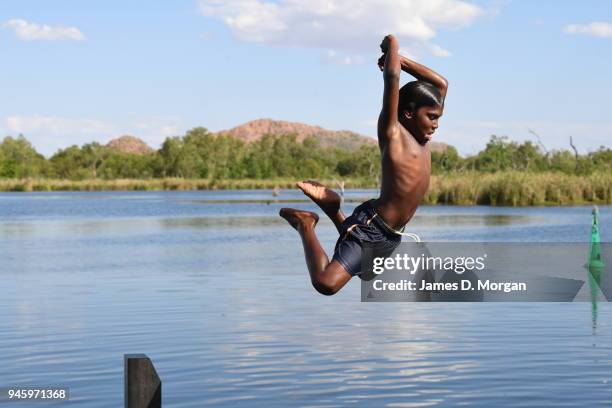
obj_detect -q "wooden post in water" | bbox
[124,354,162,408]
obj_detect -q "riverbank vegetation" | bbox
[1,173,608,206]
[0,127,610,205]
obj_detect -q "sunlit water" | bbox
[1,190,610,407]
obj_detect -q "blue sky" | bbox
[0,0,610,156]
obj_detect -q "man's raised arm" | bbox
[399,55,448,100]
[377,35,401,147]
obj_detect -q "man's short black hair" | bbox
[398,80,443,113]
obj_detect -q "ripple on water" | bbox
[1,193,611,407]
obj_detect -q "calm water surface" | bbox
[1,190,611,407]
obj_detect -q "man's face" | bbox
[401,105,443,145]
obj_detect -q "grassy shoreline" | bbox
[0,172,610,206]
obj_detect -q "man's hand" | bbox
[379,34,397,54]
[377,54,386,71]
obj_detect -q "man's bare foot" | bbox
[297,180,341,219]
[279,208,319,231]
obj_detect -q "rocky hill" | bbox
[216,118,449,152]
[106,135,153,155]
[216,118,372,151]
[105,120,449,154]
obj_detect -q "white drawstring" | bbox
[398,231,421,242]
[368,214,421,242]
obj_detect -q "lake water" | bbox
[1,190,611,407]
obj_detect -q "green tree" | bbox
[50,145,89,179]
[81,142,109,178]
[432,145,461,173]
[475,135,517,172]
[159,136,203,178]
[0,135,49,178]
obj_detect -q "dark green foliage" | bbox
[431,145,460,173]
[430,135,611,176]
[0,135,50,178]
[1,131,610,182]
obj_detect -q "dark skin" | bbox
[280,34,448,295]
[375,34,447,228]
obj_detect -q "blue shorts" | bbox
[332,199,402,277]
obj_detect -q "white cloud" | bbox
[429,44,452,57]
[132,117,184,146]
[6,115,110,136]
[564,22,612,38]
[199,0,483,59]
[4,115,114,156]
[324,49,364,65]
[2,115,184,157]
[3,19,85,41]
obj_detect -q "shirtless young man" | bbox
[279,34,448,295]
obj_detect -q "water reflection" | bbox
[409,214,532,227]
[0,214,534,238]
[159,216,283,229]
[0,216,285,237]
[1,192,611,407]
[588,264,604,333]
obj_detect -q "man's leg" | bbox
[296,180,346,233]
[279,208,352,295]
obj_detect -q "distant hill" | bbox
[216,118,373,151]
[106,135,153,155]
[216,118,449,152]
[105,120,450,155]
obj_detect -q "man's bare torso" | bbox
[376,125,431,230]
[374,35,446,231]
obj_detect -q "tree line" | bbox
[0,127,610,181]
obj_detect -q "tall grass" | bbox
[1,172,610,206]
[0,178,375,192]
[425,172,610,206]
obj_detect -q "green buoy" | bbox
[587,206,605,332]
